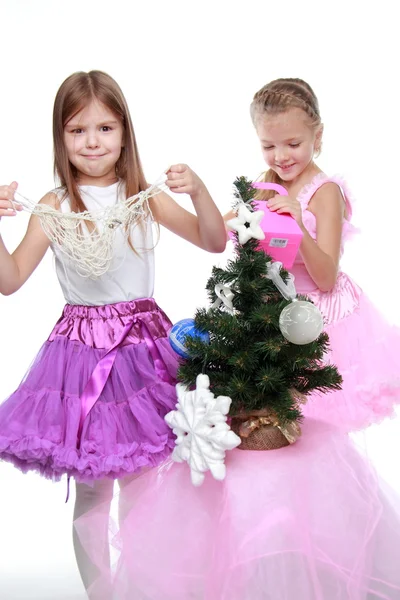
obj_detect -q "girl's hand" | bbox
[267,194,304,229]
[0,182,22,218]
[165,164,203,198]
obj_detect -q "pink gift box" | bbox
[228,182,303,269]
[253,199,303,269]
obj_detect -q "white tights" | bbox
[73,475,136,600]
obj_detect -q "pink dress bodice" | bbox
[291,173,362,324]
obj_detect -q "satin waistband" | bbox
[48,298,172,350]
[292,269,362,325]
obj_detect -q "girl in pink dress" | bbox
[250,78,400,432]
[73,78,400,599]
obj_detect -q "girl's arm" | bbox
[300,183,344,291]
[267,182,345,292]
[149,164,226,253]
[0,184,58,295]
[224,210,236,222]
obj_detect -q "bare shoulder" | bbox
[309,182,346,218]
[38,190,62,210]
[24,190,62,238]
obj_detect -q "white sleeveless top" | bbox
[51,182,155,306]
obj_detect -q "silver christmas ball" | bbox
[279,300,324,345]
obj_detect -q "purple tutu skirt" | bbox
[0,298,178,482]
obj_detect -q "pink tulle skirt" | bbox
[0,298,178,482]
[75,418,400,599]
[297,271,400,432]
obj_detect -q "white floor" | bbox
[0,580,85,600]
[0,466,86,599]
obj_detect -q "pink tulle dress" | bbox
[292,173,400,431]
[74,175,400,600]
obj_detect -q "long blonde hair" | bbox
[53,70,147,212]
[250,78,322,200]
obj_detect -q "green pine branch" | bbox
[177,176,343,424]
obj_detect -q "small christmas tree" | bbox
[178,177,342,433]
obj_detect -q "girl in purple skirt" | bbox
[0,70,226,598]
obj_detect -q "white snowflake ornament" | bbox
[165,374,241,486]
[226,204,265,245]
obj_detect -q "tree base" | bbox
[230,417,300,451]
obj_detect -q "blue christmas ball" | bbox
[169,318,210,359]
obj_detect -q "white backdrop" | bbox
[1,1,399,598]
